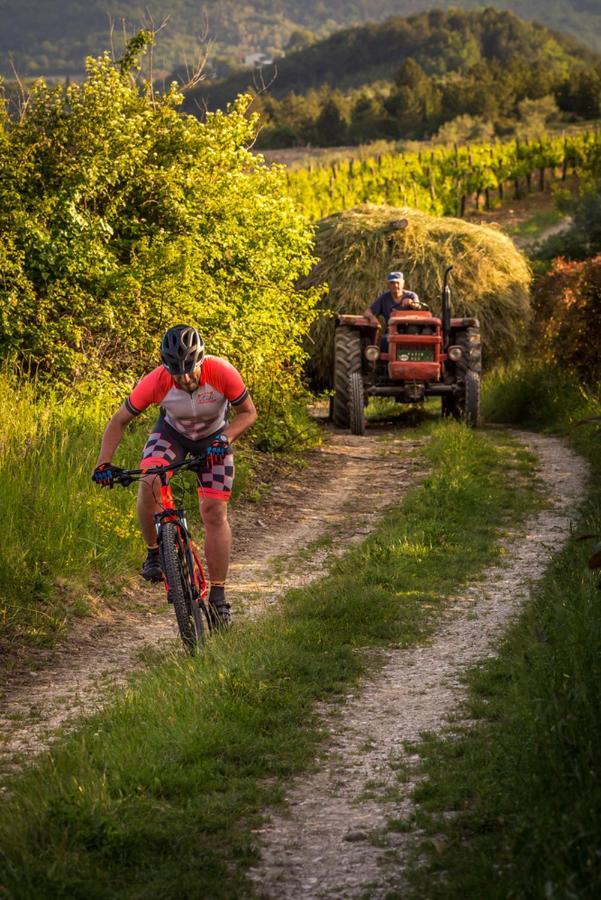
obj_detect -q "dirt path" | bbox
[465,180,576,251]
[513,215,572,250]
[249,431,588,899]
[0,428,425,777]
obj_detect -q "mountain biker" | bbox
[92,324,257,627]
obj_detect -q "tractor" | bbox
[332,267,481,434]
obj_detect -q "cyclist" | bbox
[92,324,257,627]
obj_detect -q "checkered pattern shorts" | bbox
[140,427,234,501]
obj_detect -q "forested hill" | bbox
[189,7,597,113]
[1,0,601,79]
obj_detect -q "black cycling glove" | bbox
[92,462,123,488]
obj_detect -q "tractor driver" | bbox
[363,271,422,352]
[363,271,422,329]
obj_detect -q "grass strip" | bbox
[0,421,540,899]
[403,366,601,900]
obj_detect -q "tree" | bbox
[517,95,560,139]
[315,93,348,145]
[557,65,601,119]
[285,29,316,54]
[0,36,322,440]
[386,59,442,139]
[432,114,494,145]
[349,92,393,143]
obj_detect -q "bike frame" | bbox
[114,456,209,606]
[152,468,208,604]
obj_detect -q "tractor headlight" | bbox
[365,345,380,362]
[447,346,463,361]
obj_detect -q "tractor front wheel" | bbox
[461,370,481,427]
[349,372,366,435]
[333,327,362,428]
[445,370,481,427]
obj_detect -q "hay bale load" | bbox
[305,204,531,388]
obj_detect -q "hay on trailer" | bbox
[305,204,531,388]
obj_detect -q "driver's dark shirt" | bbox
[370,289,420,322]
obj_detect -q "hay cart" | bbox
[332,267,481,434]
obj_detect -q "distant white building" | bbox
[243,52,274,68]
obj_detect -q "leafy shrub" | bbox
[482,361,595,428]
[532,255,601,385]
[535,180,601,262]
[0,35,322,441]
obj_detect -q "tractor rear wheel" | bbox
[349,372,366,435]
[455,327,482,375]
[333,327,362,428]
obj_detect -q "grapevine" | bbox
[283,130,601,220]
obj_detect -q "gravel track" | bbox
[0,429,424,776]
[0,428,586,900]
[249,431,588,899]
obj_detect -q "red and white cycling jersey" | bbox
[125,356,248,440]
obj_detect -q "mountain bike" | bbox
[113,455,212,653]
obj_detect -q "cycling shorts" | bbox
[140,414,234,501]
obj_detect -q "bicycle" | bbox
[113,454,213,653]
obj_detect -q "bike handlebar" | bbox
[112,452,209,487]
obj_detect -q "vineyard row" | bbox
[284,130,601,220]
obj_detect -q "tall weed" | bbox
[482,361,599,431]
[0,373,145,648]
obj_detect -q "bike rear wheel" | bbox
[160,521,207,652]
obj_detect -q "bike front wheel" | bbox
[160,521,207,653]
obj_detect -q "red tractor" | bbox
[332,267,481,434]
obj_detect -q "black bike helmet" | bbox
[160,324,205,375]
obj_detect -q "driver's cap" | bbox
[387,271,404,282]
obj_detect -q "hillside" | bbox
[1,1,601,79]
[189,7,596,112]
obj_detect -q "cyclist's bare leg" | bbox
[137,476,162,547]
[200,497,231,582]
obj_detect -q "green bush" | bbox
[0,34,322,440]
[483,361,600,428]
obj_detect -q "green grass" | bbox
[0,373,141,651]
[504,206,565,240]
[0,421,541,899]
[400,365,601,900]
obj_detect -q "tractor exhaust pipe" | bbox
[442,265,453,350]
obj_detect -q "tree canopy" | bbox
[1,1,601,80]
[0,35,321,446]
[190,6,598,112]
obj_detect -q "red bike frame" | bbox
[153,470,208,605]
[113,456,209,607]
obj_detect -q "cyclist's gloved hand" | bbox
[206,434,230,465]
[92,462,123,488]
